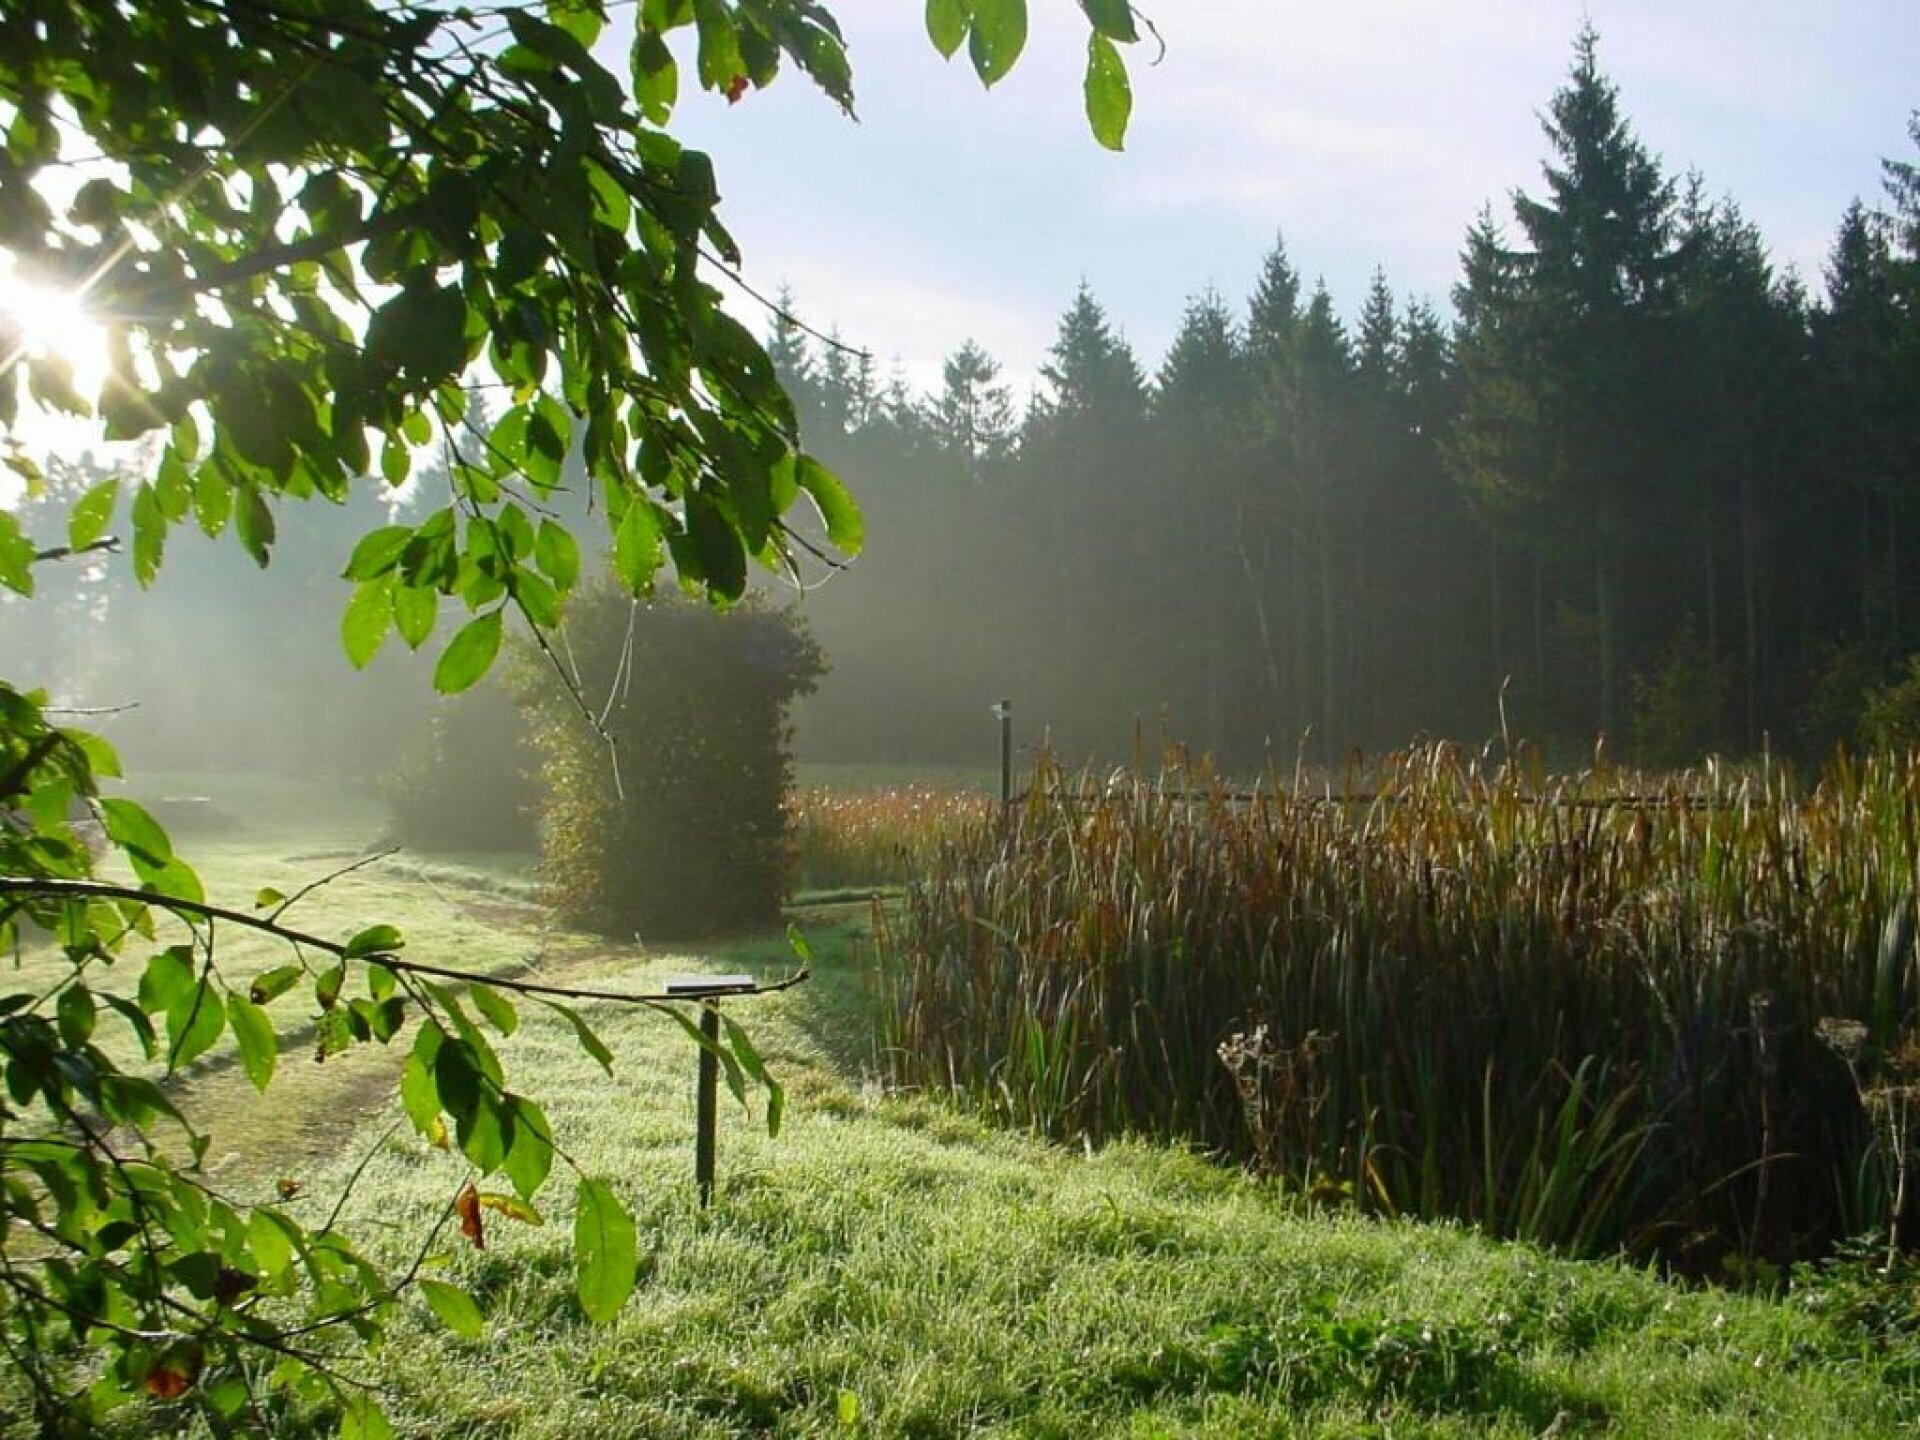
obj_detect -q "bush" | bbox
[383,677,541,851]
[522,579,825,938]
[1860,655,1920,751]
[1629,620,1732,766]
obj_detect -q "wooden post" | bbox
[665,974,756,1207]
[695,1002,719,1208]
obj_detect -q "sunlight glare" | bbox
[0,257,110,412]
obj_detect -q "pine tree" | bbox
[1505,24,1685,738]
[1031,280,1148,430]
[1155,289,1254,751]
[927,339,1016,478]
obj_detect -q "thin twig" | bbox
[267,847,400,925]
[0,876,808,1004]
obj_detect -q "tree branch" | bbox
[0,876,808,1004]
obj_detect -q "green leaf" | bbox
[100,797,172,864]
[925,0,968,57]
[573,1178,637,1323]
[248,1206,304,1280]
[434,609,503,693]
[67,477,118,551]
[630,28,679,123]
[56,983,95,1047]
[254,887,286,910]
[543,1000,615,1075]
[1083,32,1131,151]
[1082,0,1138,42]
[340,1395,395,1440]
[367,278,469,384]
[722,1014,784,1137]
[535,519,580,591]
[683,493,747,599]
[455,1089,511,1173]
[234,484,276,567]
[797,455,864,554]
[130,481,165,585]
[691,0,746,94]
[433,1035,483,1119]
[393,583,438,650]
[502,1094,553,1200]
[191,466,231,537]
[400,1037,443,1139]
[226,995,277,1091]
[165,978,225,1068]
[967,0,1026,86]
[612,500,661,593]
[343,525,414,580]
[344,924,404,959]
[469,983,518,1037]
[248,963,302,1005]
[342,579,393,669]
[477,1190,544,1226]
[138,946,196,1014]
[418,1278,485,1340]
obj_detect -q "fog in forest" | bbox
[8,40,1920,786]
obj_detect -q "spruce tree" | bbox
[1506,24,1684,738]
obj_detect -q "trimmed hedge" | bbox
[521,580,824,938]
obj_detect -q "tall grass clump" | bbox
[876,743,1920,1269]
[790,784,992,891]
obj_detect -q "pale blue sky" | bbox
[665,1,1919,400]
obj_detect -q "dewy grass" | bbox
[7,848,1913,1438]
[877,743,1920,1270]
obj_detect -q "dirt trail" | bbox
[177,897,627,1193]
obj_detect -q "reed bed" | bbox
[789,784,994,892]
[875,744,1920,1269]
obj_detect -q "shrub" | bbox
[521,579,825,938]
[1860,655,1920,752]
[1629,619,1732,766]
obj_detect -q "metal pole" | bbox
[997,698,1012,810]
[695,1002,719,1207]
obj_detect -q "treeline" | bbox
[780,32,1920,770]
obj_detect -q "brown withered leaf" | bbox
[142,1344,202,1400]
[275,1177,301,1200]
[455,1182,485,1250]
[725,73,749,104]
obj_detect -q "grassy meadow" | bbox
[5,766,1918,1436]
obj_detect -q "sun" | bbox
[0,257,111,414]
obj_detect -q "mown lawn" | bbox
[10,780,1916,1437]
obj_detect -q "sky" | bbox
[661,1,1920,401]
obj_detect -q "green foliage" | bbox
[384,678,541,853]
[1628,619,1733,767]
[1860,655,1920,751]
[524,580,825,938]
[0,0,1138,1429]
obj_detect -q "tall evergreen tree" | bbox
[1506,24,1685,737]
[927,339,1016,478]
[1156,289,1253,749]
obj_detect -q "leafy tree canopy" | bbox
[0,0,1142,1431]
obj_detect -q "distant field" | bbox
[794,761,999,793]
